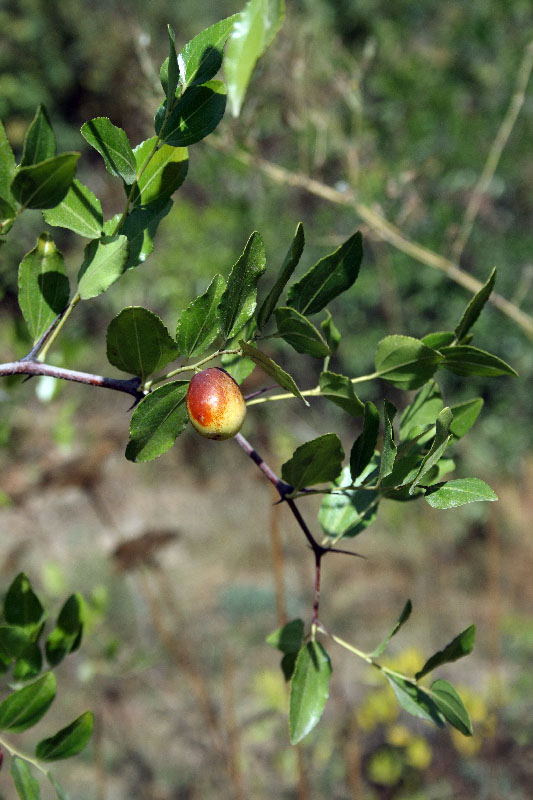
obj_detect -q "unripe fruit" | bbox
[186,367,246,440]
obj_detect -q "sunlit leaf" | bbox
[218,232,266,339]
[289,641,332,744]
[107,307,179,381]
[0,672,56,733]
[384,673,444,726]
[126,381,189,462]
[409,407,453,494]
[281,434,344,491]
[10,758,41,800]
[155,80,227,147]
[20,105,55,167]
[81,118,136,184]
[430,679,472,735]
[36,711,94,761]
[416,625,475,681]
[43,179,103,238]
[239,341,307,403]
[179,15,238,89]
[424,478,497,509]
[11,153,80,209]
[18,233,69,342]
[375,335,443,390]
[176,274,226,357]
[439,345,517,377]
[131,137,188,206]
[319,464,379,539]
[77,235,128,299]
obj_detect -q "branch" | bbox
[0,359,144,401]
[209,139,533,340]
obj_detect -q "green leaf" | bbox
[399,380,443,440]
[165,26,179,105]
[350,401,380,481]
[439,345,517,377]
[176,274,226,357]
[257,222,304,329]
[178,15,238,90]
[4,574,46,633]
[36,711,94,761]
[281,434,344,491]
[266,619,304,653]
[275,307,329,357]
[379,400,397,481]
[455,268,496,343]
[289,641,332,744]
[380,454,424,492]
[319,463,379,539]
[375,335,443,390]
[0,196,16,234]
[225,0,285,117]
[80,118,136,184]
[371,600,412,658]
[421,457,456,487]
[424,478,497,509]
[416,625,475,681]
[238,341,307,403]
[11,153,80,210]
[0,119,16,204]
[287,231,362,316]
[320,311,341,355]
[429,679,472,735]
[218,232,266,339]
[131,137,188,206]
[18,233,69,343]
[126,381,189,462]
[107,199,172,270]
[0,672,56,732]
[449,398,483,438]
[319,371,364,417]
[20,105,56,168]
[0,626,31,660]
[77,235,128,299]
[220,351,255,383]
[13,643,43,681]
[10,758,41,800]
[155,80,227,147]
[43,179,103,238]
[47,773,69,800]
[409,407,453,495]
[107,307,179,382]
[421,331,455,349]
[45,593,85,667]
[384,673,444,726]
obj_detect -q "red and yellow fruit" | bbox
[186,367,246,440]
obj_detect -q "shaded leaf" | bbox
[257,221,304,329]
[218,232,266,339]
[10,758,41,800]
[416,625,475,681]
[384,673,444,726]
[131,137,188,206]
[11,153,80,209]
[409,407,453,495]
[0,119,16,204]
[379,400,397,481]
[439,345,517,377]
[375,335,443,390]
[287,231,362,316]
[81,118,136,183]
[276,307,329,357]
[0,627,30,661]
[18,233,69,342]
[176,274,225,357]
[20,105,55,167]
[399,380,443,440]
[321,310,341,355]
[220,351,255,383]
[424,478,497,509]
[225,0,285,116]
[319,464,379,539]
[179,15,238,89]
[371,600,412,658]
[289,641,332,744]
[0,672,56,733]
[421,331,455,349]
[164,25,179,105]
[281,434,344,491]
[126,381,189,462]
[449,398,483,438]
[155,80,227,147]
[13,642,42,681]
[45,594,85,667]
[350,401,380,481]
[239,341,307,403]
[430,679,472,735]
[108,199,172,270]
[319,371,364,417]
[266,619,304,653]
[455,268,496,342]
[77,235,128,299]
[36,711,94,761]
[4,574,45,633]
[107,307,179,382]
[43,179,103,238]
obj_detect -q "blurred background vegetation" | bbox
[0,1,532,798]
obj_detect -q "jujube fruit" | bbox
[186,367,246,440]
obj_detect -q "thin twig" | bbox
[452,41,533,262]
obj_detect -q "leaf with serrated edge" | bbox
[18,233,70,343]
[289,641,332,744]
[218,232,266,339]
[81,118,136,183]
[430,679,472,735]
[371,600,412,658]
[455,268,496,342]
[177,275,226,357]
[126,381,189,462]
[424,478,497,509]
[282,434,344,491]
[257,222,304,329]
[416,625,475,681]
[36,711,94,761]
[239,341,308,404]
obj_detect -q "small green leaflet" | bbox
[45,593,85,667]
[319,464,379,539]
[239,341,307,403]
[43,179,103,238]
[375,335,443,390]
[281,433,344,491]
[275,306,329,357]
[379,400,397,481]
[77,235,128,299]
[454,268,496,343]
[416,625,475,681]
[81,118,136,184]
[11,153,80,210]
[287,231,362,316]
[429,679,472,736]
[155,80,227,147]
[350,401,380,480]
[35,711,94,761]
[107,307,179,382]
[289,641,332,744]
[320,311,341,355]
[439,345,517,377]
[176,274,226,357]
[424,477,497,509]
[408,407,453,494]
[0,672,56,733]
[257,221,304,329]
[225,0,285,117]
[370,600,412,658]
[218,232,266,339]
[10,757,42,800]
[178,15,238,90]
[20,105,56,168]
[18,233,70,343]
[384,673,445,726]
[421,330,456,349]
[126,381,189,462]
[131,137,188,206]
[319,371,364,417]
